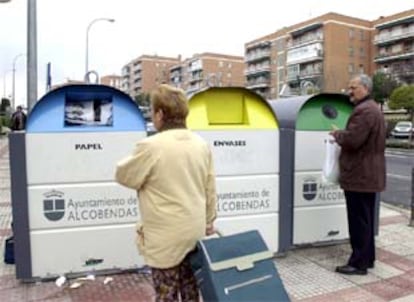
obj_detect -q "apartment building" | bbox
[169,52,245,96]
[121,55,180,98]
[246,13,375,99]
[100,74,122,90]
[373,9,414,84]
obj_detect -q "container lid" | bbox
[188,87,278,130]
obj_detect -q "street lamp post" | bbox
[85,18,115,77]
[3,70,12,98]
[27,0,37,112]
[12,53,25,110]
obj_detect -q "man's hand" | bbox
[328,131,337,143]
[206,223,215,236]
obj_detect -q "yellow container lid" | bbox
[187,87,278,130]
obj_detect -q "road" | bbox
[382,148,414,209]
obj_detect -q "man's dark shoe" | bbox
[335,265,367,275]
[368,262,375,269]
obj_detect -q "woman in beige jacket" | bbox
[116,84,217,301]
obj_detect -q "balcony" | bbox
[132,63,142,73]
[245,41,271,52]
[289,22,323,37]
[133,78,141,85]
[375,49,414,63]
[188,73,204,83]
[121,67,130,76]
[287,69,323,83]
[133,72,142,81]
[121,79,130,88]
[246,78,271,89]
[287,42,324,65]
[245,50,271,63]
[133,68,141,76]
[287,33,324,49]
[186,83,202,95]
[376,15,414,30]
[374,27,414,45]
[170,70,182,80]
[171,76,182,84]
[381,62,414,76]
[394,64,414,76]
[188,59,203,72]
[170,65,182,73]
[133,86,142,94]
[244,65,271,76]
[287,49,323,65]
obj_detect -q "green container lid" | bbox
[296,95,353,131]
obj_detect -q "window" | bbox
[348,63,354,74]
[359,30,365,41]
[359,64,364,74]
[359,47,365,57]
[392,44,402,53]
[349,28,355,39]
[349,46,354,57]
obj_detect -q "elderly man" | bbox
[331,74,386,275]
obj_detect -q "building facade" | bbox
[100,74,122,90]
[119,9,413,101]
[373,10,414,84]
[169,52,245,96]
[121,55,180,98]
[245,13,375,99]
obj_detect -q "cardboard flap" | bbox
[199,230,273,272]
[207,250,273,272]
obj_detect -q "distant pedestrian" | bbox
[331,74,386,275]
[115,84,217,301]
[10,106,26,131]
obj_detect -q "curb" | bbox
[380,201,411,216]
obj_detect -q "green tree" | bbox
[389,85,414,122]
[372,72,398,105]
[134,93,150,108]
[134,93,151,120]
[0,97,11,113]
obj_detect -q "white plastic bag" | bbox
[322,134,341,184]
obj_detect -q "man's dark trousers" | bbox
[344,191,376,270]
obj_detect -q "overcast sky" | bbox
[0,0,413,107]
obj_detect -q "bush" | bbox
[0,115,11,132]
